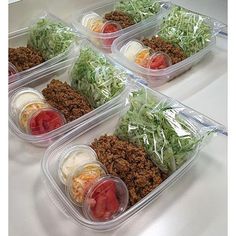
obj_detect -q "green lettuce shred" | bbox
[115,89,202,174]
[158,6,212,56]
[70,47,125,108]
[27,18,75,60]
[115,0,161,23]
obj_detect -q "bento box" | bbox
[8,11,78,85]
[70,0,172,52]
[111,5,226,87]
[41,82,226,230]
[9,40,130,147]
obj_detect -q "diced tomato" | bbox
[92,194,107,219]
[105,189,119,213]
[149,54,170,70]
[102,22,120,47]
[29,109,65,135]
[89,180,120,220]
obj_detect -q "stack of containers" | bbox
[8,12,78,87]
[8,0,227,232]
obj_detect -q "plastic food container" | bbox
[8,11,77,86]
[41,83,227,231]
[70,0,172,52]
[111,8,223,87]
[9,40,129,147]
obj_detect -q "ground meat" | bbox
[90,135,163,207]
[9,46,45,72]
[42,79,92,122]
[104,11,135,29]
[142,36,187,64]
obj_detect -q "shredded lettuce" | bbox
[27,18,75,60]
[70,47,126,108]
[158,6,212,56]
[115,89,202,174]
[115,0,161,23]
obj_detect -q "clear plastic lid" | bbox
[83,175,129,222]
[58,145,98,185]
[66,161,107,207]
[26,107,66,135]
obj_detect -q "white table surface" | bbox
[9,0,227,235]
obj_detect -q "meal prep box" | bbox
[70,0,172,52]
[41,82,227,230]
[9,12,77,87]
[9,40,130,147]
[111,5,225,87]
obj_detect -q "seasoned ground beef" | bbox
[42,79,92,122]
[91,135,163,206]
[9,46,45,72]
[142,36,187,64]
[104,11,135,29]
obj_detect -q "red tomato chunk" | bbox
[149,54,170,70]
[29,109,65,135]
[90,180,120,220]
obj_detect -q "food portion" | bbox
[52,86,218,222]
[119,5,214,72]
[158,6,212,56]
[115,89,201,174]
[19,100,49,131]
[83,176,128,221]
[104,11,135,29]
[91,135,163,206]
[27,18,75,60]
[58,145,98,184]
[80,0,162,47]
[42,79,92,122]
[120,39,173,70]
[67,162,107,206]
[9,45,126,136]
[115,0,160,23]
[27,108,66,135]
[9,46,45,72]
[142,36,187,65]
[70,47,125,108]
[9,16,75,79]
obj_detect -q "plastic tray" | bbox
[8,12,77,86]
[111,11,218,87]
[70,0,172,53]
[9,41,130,147]
[41,82,227,231]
